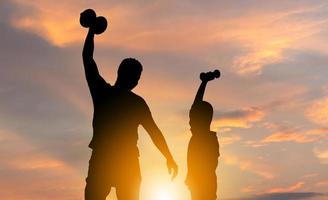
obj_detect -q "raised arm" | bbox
[193,80,208,105]
[142,113,178,180]
[193,70,220,105]
[82,29,107,97]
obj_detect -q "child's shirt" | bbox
[185,130,220,187]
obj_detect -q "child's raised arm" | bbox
[193,70,220,105]
[193,80,208,105]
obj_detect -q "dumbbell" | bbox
[200,69,220,81]
[80,9,108,35]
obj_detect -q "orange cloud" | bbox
[313,147,328,164]
[9,0,328,77]
[0,128,83,200]
[305,127,328,136]
[220,135,241,146]
[212,107,265,129]
[257,126,328,145]
[306,97,328,126]
[315,180,328,188]
[34,71,92,117]
[262,131,316,143]
[11,0,82,46]
[231,36,287,75]
[223,154,275,179]
[301,173,319,179]
[226,4,328,75]
[9,157,65,170]
[0,128,69,170]
[242,186,255,193]
[266,181,304,193]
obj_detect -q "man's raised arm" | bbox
[82,29,107,97]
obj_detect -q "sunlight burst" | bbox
[154,188,174,200]
[156,190,173,200]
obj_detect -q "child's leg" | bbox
[189,181,217,200]
[190,187,201,200]
[190,190,216,200]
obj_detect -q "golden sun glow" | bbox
[145,182,180,200]
[154,188,174,200]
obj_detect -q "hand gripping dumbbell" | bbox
[80,9,108,34]
[200,69,220,82]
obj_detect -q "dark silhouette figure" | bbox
[185,70,220,200]
[81,9,178,200]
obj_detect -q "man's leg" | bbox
[85,151,111,200]
[116,180,140,200]
[116,156,141,200]
[85,179,111,200]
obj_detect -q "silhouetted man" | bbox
[82,26,178,200]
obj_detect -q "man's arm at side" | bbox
[82,29,107,96]
[142,113,178,180]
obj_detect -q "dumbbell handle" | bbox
[200,69,220,81]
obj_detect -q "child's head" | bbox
[189,101,213,131]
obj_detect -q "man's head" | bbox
[115,58,143,90]
[189,101,213,131]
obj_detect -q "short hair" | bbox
[118,58,143,76]
[189,101,213,125]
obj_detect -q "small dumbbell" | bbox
[200,69,220,81]
[80,9,108,35]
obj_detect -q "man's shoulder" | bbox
[100,83,113,92]
[129,91,147,103]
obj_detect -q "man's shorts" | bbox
[85,149,141,200]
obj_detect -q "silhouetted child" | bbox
[186,70,220,200]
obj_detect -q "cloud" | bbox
[301,173,319,179]
[313,147,328,164]
[242,186,256,193]
[314,180,328,193]
[223,154,275,179]
[305,127,328,136]
[220,135,242,145]
[2,0,328,199]
[8,0,328,77]
[262,131,316,143]
[266,181,304,193]
[0,128,83,200]
[306,97,328,125]
[35,71,92,117]
[0,9,93,170]
[213,107,265,129]
[315,180,328,187]
[225,192,327,200]
[256,124,328,145]
[0,128,68,171]
[229,6,325,75]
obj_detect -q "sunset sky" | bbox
[0,0,328,199]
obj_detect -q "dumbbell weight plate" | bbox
[80,9,96,28]
[200,72,207,81]
[213,69,220,78]
[93,16,108,35]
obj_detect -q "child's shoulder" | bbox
[209,131,218,138]
[200,130,218,142]
[209,131,219,145]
